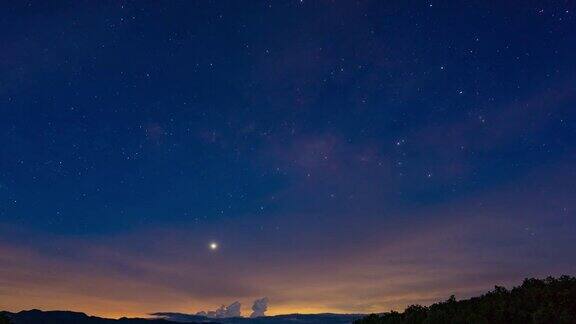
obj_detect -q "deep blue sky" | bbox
[1,0,575,318]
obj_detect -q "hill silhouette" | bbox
[0,310,210,324]
[0,310,361,324]
[355,275,576,324]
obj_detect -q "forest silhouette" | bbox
[0,314,10,324]
[355,276,576,324]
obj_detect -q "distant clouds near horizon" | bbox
[153,297,268,320]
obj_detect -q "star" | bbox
[209,241,219,251]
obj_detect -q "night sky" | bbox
[1,0,575,319]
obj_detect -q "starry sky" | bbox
[1,0,575,319]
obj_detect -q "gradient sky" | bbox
[1,0,575,319]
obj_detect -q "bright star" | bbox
[209,242,219,251]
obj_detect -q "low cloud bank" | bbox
[152,297,268,321]
[196,301,241,318]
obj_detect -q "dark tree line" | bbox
[0,313,11,324]
[355,275,576,324]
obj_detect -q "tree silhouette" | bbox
[0,313,11,324]
[355,276,576,324]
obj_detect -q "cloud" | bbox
[250,297,269,318]
[153,301,244,321]
[150,312,206,322]
[196,301,241,318]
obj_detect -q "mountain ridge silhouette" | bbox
[0,310,363,324]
